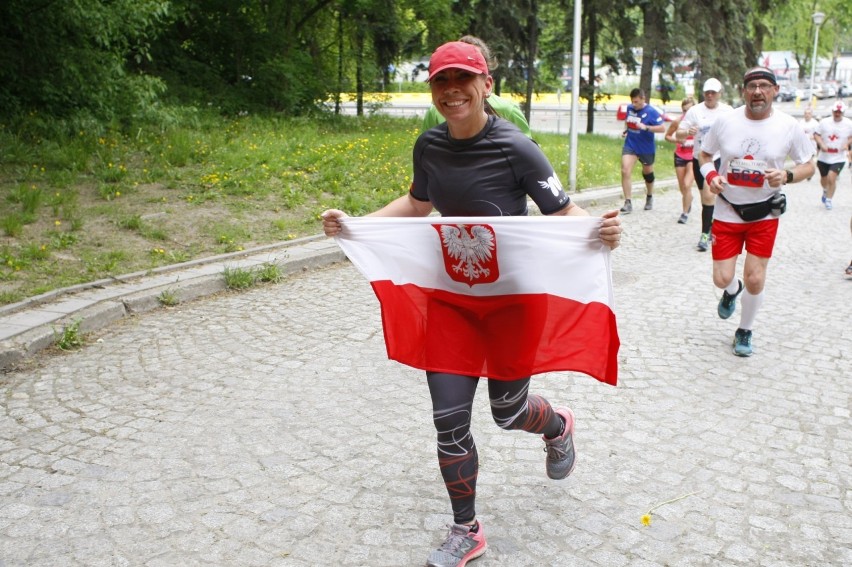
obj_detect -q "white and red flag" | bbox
[335,216,619,385]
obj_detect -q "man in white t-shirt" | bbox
[677,78,733,251]
[813,101,852,210]
[799,107,819,156]
[699,67,815,357]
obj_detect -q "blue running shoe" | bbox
[718,280,743,319]
[732,328,753,357]
[426,521,487,567]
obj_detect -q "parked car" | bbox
[798,86,812,100]
[817,83,837,99]
[839,83,852,97]
[775,84,796,102]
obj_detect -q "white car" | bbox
[817,83,837,99]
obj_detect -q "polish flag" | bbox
[335,216,619,385]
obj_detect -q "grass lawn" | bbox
[0,110,674,305]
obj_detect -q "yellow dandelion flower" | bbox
[641,491,699,528]
[54,220,61,226]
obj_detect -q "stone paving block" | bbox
[0,181,849,565]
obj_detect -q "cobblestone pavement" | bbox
[1,177,850,566]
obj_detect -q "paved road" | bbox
[337,97,826,136]
[1,177,850,566]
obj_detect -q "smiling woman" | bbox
[320,40,623,567]
[426,42,493,139]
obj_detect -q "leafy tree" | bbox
[146,0,336,115]
[760,0,852,82]
[675,1,760,99]
[0,0,170,124]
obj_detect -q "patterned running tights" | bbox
[426,371,563,524]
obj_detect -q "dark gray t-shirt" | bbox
[411,115,570,216]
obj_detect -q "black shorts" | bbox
[693,157,722,190]
[817,160,845,177]
[674,155,691,168]
[623,147,655,166]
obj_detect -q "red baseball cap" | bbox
[832,101,846,113]
[427,41,488,81]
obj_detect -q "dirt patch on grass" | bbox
[0,180,323,305]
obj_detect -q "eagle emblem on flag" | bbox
[434,223,499,286]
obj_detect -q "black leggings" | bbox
[427,371,563,524]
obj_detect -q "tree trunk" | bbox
[335,10,343,115]
[523,0,539,125]
[585,8,596,133]
[639,2,657,95]
[356,20,364,116]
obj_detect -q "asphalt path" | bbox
[338,97,843,136]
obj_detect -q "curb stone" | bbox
[0,236,347,371]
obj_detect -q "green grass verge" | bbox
[0,109,674,305]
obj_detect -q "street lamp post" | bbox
[809,11,825,106]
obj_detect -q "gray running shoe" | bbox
[426,522,487,567]
[718,279,743,320]
[697,232,710,252]
[644,195,654,210]
[732,328,753,357]
[620,200,632,214]
[678,213,688,224]
[543,407,576,480]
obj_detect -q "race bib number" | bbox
[727,158,766,188]
[626,115,641,129]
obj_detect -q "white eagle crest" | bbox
[440,224,495,281]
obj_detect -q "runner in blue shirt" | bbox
[619,88,665,213]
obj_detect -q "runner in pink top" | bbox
[666,97,696,224]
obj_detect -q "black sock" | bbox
[701,205,714,234]
[467,520,479,533]
[545,415,566,440]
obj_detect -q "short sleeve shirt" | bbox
[623,104,663,155]
[815,116,852,165]
[679,101,733,158]
[411,115,570,216]
[422,95,533,138]
[702,107,813,223]
[799,118,819,154]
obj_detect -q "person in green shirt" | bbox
[421,36,533,138]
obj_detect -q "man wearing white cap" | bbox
[699,66,814,357]
[813,101,852,210]
[677,77,733,251]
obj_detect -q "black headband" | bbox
[743,67,777,86]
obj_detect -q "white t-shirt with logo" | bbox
[679,101,734,158]
[815,116,852,165]
[702,107,813,223]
